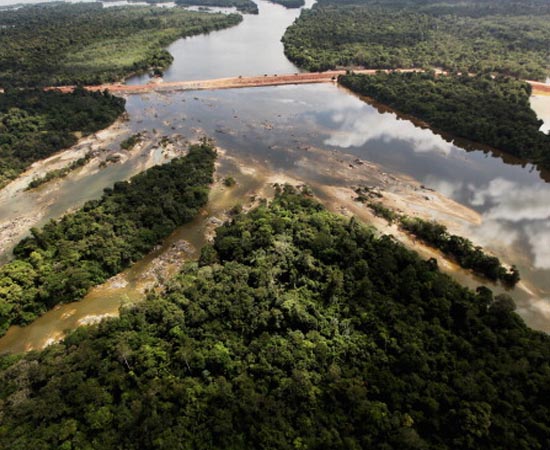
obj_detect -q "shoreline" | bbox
[0,117,130,262]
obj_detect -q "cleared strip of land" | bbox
[45,70,550,95]
[529,81,550,95]
[46,70,417,94]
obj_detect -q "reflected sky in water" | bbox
[127,0,316,85]
[125,83,550,319]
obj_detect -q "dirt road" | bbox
[47,70,416,95]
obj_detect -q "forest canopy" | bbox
[0,141,216,335]
[282,0,550,79]
[0,88,125,188]
[0,190,548,449]
[339,72,550,172]
[0,3,242,87]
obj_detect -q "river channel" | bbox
[1,0,550,353]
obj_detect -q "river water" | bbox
[1,0,550,352]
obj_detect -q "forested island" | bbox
[25,152,94,191]
[340,72,550,171]
[0,3,242,86]
[0,88,125,189]
[0,190,549,449]
[176,0,259,14]
[282,0,550,79]
[269,0,305,8]
[0,141,216,335]
[360,195,520,286]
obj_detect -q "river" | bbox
[1,0,550,353]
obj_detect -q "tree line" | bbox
[339,72,550,173]
[357,191,520,286]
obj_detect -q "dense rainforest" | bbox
[175,0,259,14]
[282,0,550,79]
[0,189,549,449]
[0,3,242,87]
[0,141,216,335]
[0,88,125,189]
[339,72,550,171]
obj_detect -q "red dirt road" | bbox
[529,81,550,95]
[44,70,550,96]
[47,70,404,95]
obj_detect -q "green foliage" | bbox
[0,190,548,449]
[120,133,142,151]
[282,0,550,79]
[0,88,125,188]
[223,175,236,187]
[363,199,520,286]
[0,3,242,87]
[0,142,216,335]
[175,0,259,14]
[367,201,399,224]
[400,216,520,286]
[339,72,550,171]
[26,152,94,190]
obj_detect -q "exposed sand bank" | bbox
[0,127,545,354]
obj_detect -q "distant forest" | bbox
[339,72,550,171]
[0,3,242,87]
[282,0,550,79]
[1,190,549,449]
[0,88,125,188]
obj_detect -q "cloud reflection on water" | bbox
[426,177,550,270]
[321,97,455,156]
[525,222,550,269]
[471,178,550,222]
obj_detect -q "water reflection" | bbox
[123,86,550,289]
[321,92,454,156]
[525,222,550,270]
[127,0,315,84]
[471,178,550,221]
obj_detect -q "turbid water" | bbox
[1,0,550,353]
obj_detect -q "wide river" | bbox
[1,0,550,352]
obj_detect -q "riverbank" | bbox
[1,132,528,354]
[0,117,129,261]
